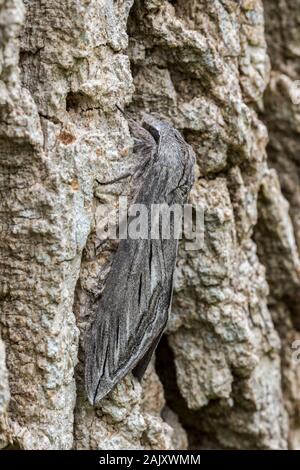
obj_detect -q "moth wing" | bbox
[85,167,178,404]
[132,325,166,381]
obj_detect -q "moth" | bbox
[85,110,196,405]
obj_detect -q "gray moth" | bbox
[85,111,196,405]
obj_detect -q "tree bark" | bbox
[0,0,300,449]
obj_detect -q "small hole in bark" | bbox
[66,92,99,113]
[66,92,84,112]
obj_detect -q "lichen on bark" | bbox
[0,0,300,450]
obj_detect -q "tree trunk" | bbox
[0,0,300,450]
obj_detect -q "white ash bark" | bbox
[260,0,300,449]
[0,0,299,450]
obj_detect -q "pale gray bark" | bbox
[0,0,299,450]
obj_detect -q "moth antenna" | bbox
[116,105,152,143]
[116,104,129,118]
[116,104,138,127]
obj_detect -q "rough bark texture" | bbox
[0,0,300,450]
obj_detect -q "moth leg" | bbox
[95,172,132,186]
[94,238,109,256]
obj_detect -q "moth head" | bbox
[141,114,171,143]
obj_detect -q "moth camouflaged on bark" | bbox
[85,112,196,405]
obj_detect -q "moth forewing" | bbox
[85,114,195,405]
